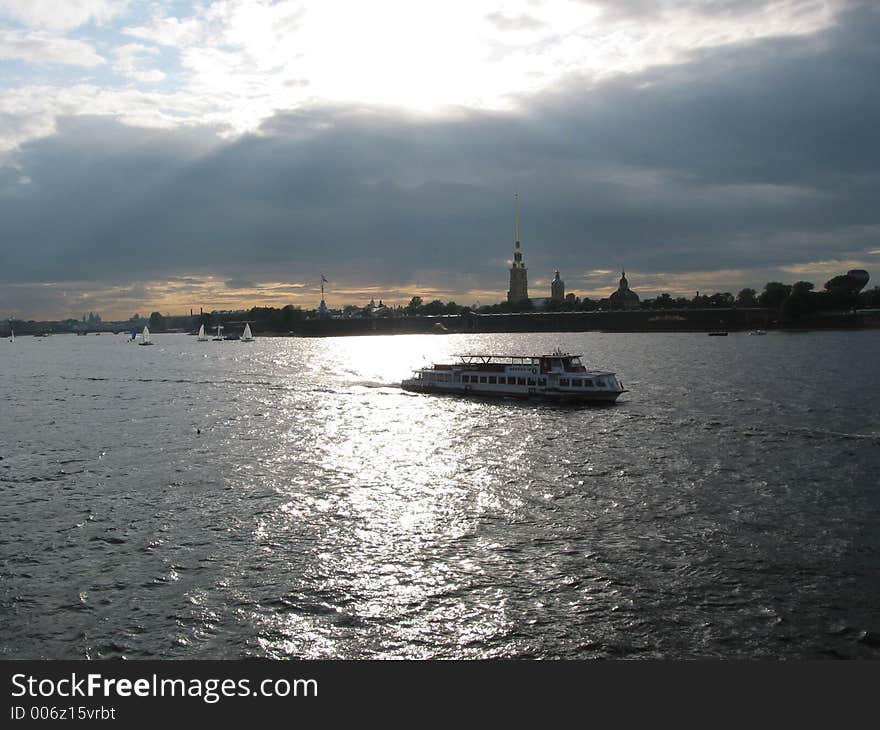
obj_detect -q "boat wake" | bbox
[348,380,399,390]
[782,426,880,444]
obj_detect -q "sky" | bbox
[1,0,878,320]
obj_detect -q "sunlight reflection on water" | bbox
[251,338,517,657]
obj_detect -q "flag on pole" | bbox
[321,274,328,283]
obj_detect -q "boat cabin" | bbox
[406,351,622,397]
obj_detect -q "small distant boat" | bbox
[212,325,224,341]
[9,328,13,343]
[130,327,137,341]
[240,323,254,342]
[138,326,154,346]
[197,324,209,342]
[708,331,728,336]
[749,329,767,336]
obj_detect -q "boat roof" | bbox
[454,353,583,362]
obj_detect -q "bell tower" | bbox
[507,193,529,305]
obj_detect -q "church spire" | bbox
[515,192,520,247]
[507,193,529,304]
[513,193,523,265]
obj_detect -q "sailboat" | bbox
[240,323,254,342]
[138,326,154,346]
[9,328,13,343]
[212,325,224,341]
[130,327,137,342]
[197,324,209,342]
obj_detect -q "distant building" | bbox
[609,269,640,310]
[550,270,565,303]
[317,275,329,318]
[371,299,391,317]
[507,194,529,305]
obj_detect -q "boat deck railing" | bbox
[454,353,583,365]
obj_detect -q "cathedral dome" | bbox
[609,268,640,309]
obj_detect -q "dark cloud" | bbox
[582,0,813,22]
[0,167,23,190]
[1,2,878,312]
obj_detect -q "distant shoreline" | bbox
[4,308,878,339]
[289,308,878,337]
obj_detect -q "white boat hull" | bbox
[402,379,625,404]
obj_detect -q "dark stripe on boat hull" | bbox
[401,382,625,404]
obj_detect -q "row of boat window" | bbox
[420,371,605,388]
[560,378,596,387]
[459,375,597,388]
[462,375,543,386]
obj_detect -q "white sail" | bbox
[197,324,207,341]
[241,323,253,341]
[138,326,154,345]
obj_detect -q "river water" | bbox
[1,330,878,659]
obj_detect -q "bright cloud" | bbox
[0,0,126,32]
[122,12,208,47]
[112,43,165,83]
[111,0,844,133]
[0,0,847,159]
[781,259,869,276]
[0,29,104,66]
[0,83,218,154]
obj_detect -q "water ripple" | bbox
[1,331,879,658]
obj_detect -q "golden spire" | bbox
[514,193,520,246]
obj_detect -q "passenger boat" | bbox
[402,350,627,404]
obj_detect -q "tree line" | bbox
[136,277,878,333]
